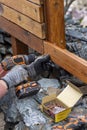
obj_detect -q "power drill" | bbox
[0,54,36,77]
[15,81,41,99]
[1,54,36,71]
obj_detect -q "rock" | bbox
[13,122,29,130]
[16,98,46,129]
[0,45,6,55]
[4,36,11,45]
[0,87,17,113]
[5,103,20,123]
[79,45,87,60]
[0,54,2,62]
[6,47,13,54]
[0,34,4,43]
[38,78,61,91]
[66,29,85,40]
[80,27,87,33]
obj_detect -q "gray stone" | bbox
[5,103,21,123]
[13,122,29,130]
[0,34,4,43]
[0,45,6,54]
[4,37,11,45]
[80,27,87,33]
[38,78,61,91]
[16,98,46,127]
[7,47,13,54]
[0,54,2,62]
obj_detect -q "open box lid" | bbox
[42,94,56,104]
[57,82,83,108]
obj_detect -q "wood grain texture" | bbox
[44,41,87,83]
[28,0,43,5]
[0,4,46,39]
[44,0,66,48]
[0,16,44,54]
[0,0,44,22]
[11,37,28,55]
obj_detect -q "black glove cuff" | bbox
[1,78,9,89]
[24,54,36,64]
[28,54,36,63]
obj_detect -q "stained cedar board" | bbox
[0,0,44,22]
[0,16,44,54]
[28,0,43,5]
[0,4,46,39]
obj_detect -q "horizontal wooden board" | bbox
[0,4,46,39]
[0,0,44,22]
[28,0,43,5]
[0,16,44,54]
[44,41,87,83]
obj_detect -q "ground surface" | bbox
[0,112,5,130]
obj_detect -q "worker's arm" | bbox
[0,64,29,98]
[0,55,50,98]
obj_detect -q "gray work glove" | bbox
[1,65,28,89]
[26,55,50,79]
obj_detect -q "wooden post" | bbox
[11,37,28,55]
[44,0,66,48]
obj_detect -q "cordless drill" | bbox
[0,54,36,77]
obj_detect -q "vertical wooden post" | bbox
[44,0,66,48]
[11,36,28,55]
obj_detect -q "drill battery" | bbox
[1,55,25,71]
[16,81,41,99]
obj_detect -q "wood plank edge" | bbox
[44,41,87,83]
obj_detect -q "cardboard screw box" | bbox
[41,82,83,122]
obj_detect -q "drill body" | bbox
[1,55,30,71]
[0,54,36,77]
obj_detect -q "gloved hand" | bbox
[26,55,50,78]
[1,55,50,89]
[24,53,37,64]
[1,65,28,89]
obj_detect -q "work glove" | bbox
[26,55,50,79]
[1,55,50,89]
[24,53,37,64]
[1,65,28,89]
